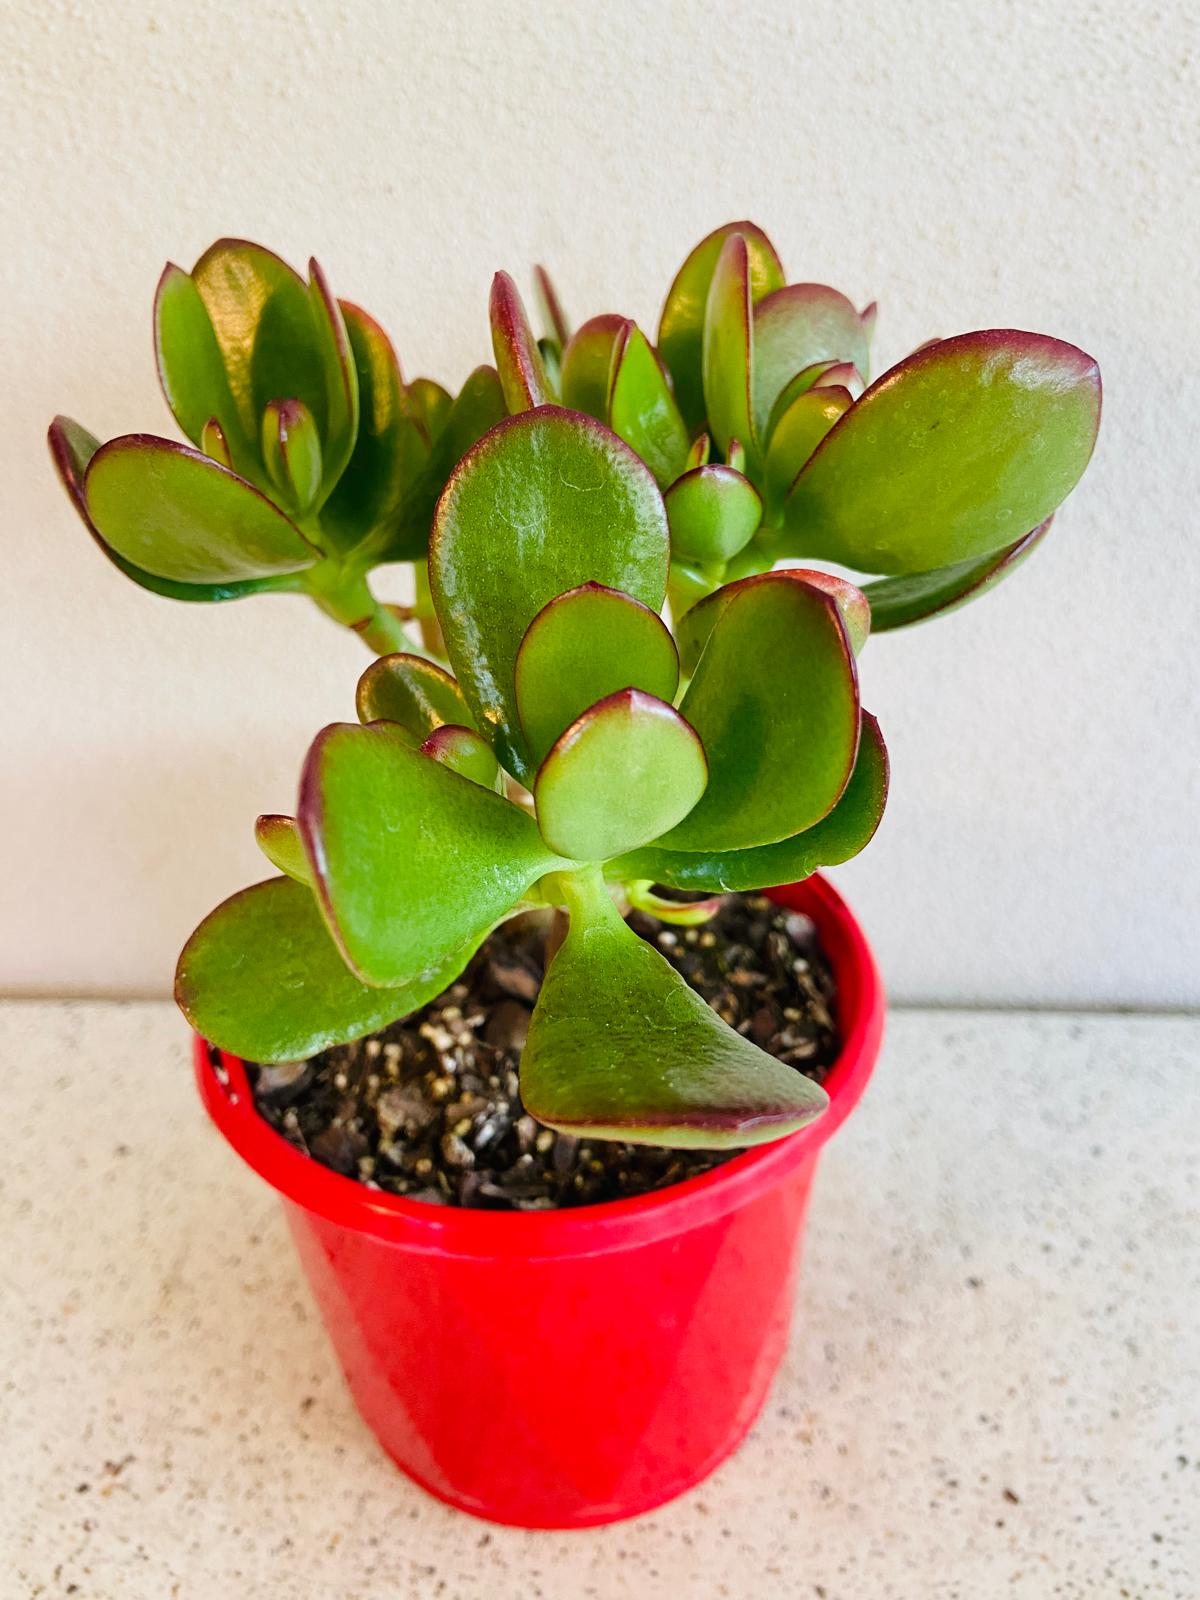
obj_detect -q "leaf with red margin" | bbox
[254,814,313,884]
[48,418,303,601]
[611,712,888,893]
[752,283,869,437]
[658,221,785,433]
[560,314,627,420]
[520,868,827,1148]
[298,722,565,987]
[490,271,551,413]
[533,689,707,862]
[664,464,762,564]
[784,330,1101,574]
[419,724,503,791]
[515,582,679,766]
[355,652,472,737]
[608,321,690,487]
[429,407,670,782]
[702,234,758,473]
[660,574,860,851]
[864,517,1053,631]
[83,434,319,584]
[534,265,570,347]
[175,875,466,1063]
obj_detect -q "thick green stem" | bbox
[305,561,422,656]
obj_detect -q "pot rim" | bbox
[195,874,884,1259]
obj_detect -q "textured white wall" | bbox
[1,0,1196,1004]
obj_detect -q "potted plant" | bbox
[49,222,1101,1528]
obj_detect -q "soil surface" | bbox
[247,894,840,1210]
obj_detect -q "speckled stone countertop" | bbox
[3,1002,1196,1599]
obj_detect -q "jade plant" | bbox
[48,239,509,653]
[54,222,1101,1150]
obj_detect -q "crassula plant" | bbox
[51,222,1100,1151]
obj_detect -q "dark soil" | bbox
[246,894,840,1211]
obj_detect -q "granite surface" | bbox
[2,1002,1196,1598]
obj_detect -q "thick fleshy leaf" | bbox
[200,416,233,468]
[306,257,359,496]
[318,301,429,554]
[658,222,785,434]
[664,465,762,564]
[865,517,1052,631]
[355,652,470,737]
[299,723,566,986]
[515,582,679,765]
[785,330,1102,573]
[83,434,318,584]
[559,314,626,420]
[491,272,551,413]
[189,240,331,446]
[154,264,256,478]
[702,235,758,472]
[763,386,853,512]
[811,361,863,397]
[608,322,690,488]
[429,407,670,780]
[686,432,712,468]
[254,814,313,884]
[752,284,868,437]
[50,416,287,602]
[763,362,839,441]
[534,265,570,347]
[175,875,459,1063]
[261,398,323,513]
[676,564,869,673]
[613,712,888,892]
[420,724,503,790]
[660,574,859,851]
[533,690,707,861]
[408,377,453,440]
[520,870,828,1147]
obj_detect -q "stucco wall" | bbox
[1,0,1195,1002]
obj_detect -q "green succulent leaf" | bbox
[419,724,504,791]
[613,712,888,892]
[607,322,690,488]
[355,652,471,739]
[752,284,869,437]
[306,257,359,497]
[175,875,458,1063]
[49,416,296,602]
[407,376,453,440]
[661,573,859,851]
[702,234,759,474]
[261,398,323,514]
[676,563,869,673]
[429,406,670,781]
[318,301,428,555]
[200,416,233,468]
[188,240,337,457]
[763,385,852,513]
[520,869,828,1148]
[254,813,313,884]
[664,465,762,564]
[299,722,566,986]
[559,314,626,420]
[784,330,1101,574]
[491,272,551,413]
[372,364,509,563]
[515,581,680,765]
[83,435,319,584]
[533,689,707,861]
[864,516,1053,631]
[154,264,256,479]
[658,221,785,434]
[686,432,712,468]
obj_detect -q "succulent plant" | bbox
[540,220,1101,626]
[59,222,1101,1152]
[48,239,507,653]
[176,405,889,1147]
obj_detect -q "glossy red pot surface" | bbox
[195,875,884,1527]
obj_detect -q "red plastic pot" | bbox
[195,874,883,1528]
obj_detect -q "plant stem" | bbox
[306,562,423,656]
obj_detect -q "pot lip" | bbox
[194,874,885,1259]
